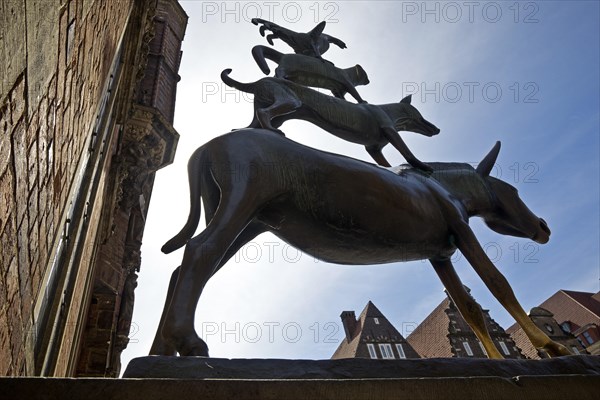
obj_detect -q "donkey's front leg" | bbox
[453,222,571,357]
[430,257,504,359]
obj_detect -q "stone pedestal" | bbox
[1,356,598,400]
[123,355,600,379]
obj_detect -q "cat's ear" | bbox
[310,21,326,38]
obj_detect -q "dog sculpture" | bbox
[150,130,570,359]
[221,69,439,170]
[251,19,346,58]
[252,45,370,103]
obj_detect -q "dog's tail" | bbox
[251,45,283,75]
[161,150,204,254]
[221,69,255,93]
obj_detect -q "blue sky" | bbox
[121,1,599,367]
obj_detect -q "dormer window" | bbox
[396,344,406,359]
[379,343,395,359]
[499,341,510,356]
[583,331,594,345]
[463,342,473,356]
[367,343,377,359]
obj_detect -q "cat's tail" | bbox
[221,69,255,93]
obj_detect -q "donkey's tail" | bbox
[161,152,203,254]
[221,69,255,93]
[251,45,283,75]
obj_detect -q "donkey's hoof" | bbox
[178,337,210,357]
[149,340,177,356]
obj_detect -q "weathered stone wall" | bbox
[0,0,135,376]
[75,1,187,376]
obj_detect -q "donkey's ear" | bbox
[310,21,326,38]
[476,141,501,176]
[400,94,412,104]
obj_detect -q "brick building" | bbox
[332,301,420,360]
[406,290,524,359]
[508,290,600,357]
[0,0,187,377]
[507,307,587,359]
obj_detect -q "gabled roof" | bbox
[331,301,419,359]
[560,290,600,317]
[539,290,600,329]
[407,292,524,359]
[406,298,454,358]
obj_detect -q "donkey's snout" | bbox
[540,218,551,236]
[532,218,551,244]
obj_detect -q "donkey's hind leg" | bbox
[150,223,265,356]
[161,198,261,356]
[430,258,503,359]
[149,266,180,356]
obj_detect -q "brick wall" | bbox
[507,307,588,359]
[75,1,187,376]
[0,0,136,376]
[446,300,524,359]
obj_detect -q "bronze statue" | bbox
[221,69,439,170]
[149,130,570,359]
[251,19,346,59]
[252,45,370,103]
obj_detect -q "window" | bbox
[561,322,571,333]
[499,341,510,356]
[396,343,406,359]
[463,342,473,356]
[571,346,580,355]
[583,331,594,345]
[367,343,377,359]
[374,318,379,325]
[379,343,395,359]
[478,341,488,356]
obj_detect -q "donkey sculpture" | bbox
[150,129,570,359]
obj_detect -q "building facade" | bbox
[507,307,587,359]
[507,290,599,357]
[332,301,420,360]
[406,290,524,359]
[0,0,187,377]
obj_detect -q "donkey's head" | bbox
[478,142,551,244]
